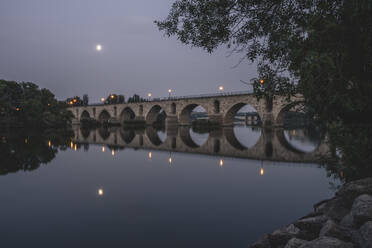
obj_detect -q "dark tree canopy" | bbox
[156,0,372,124]
[0,80,73,127]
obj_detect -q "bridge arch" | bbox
[146,105,167,125]
[120,128,136,144]
[275,101,305,126]
[179,126,209,148]
[276,128,321,154]
[224,103,261,126]
[179,103,209,125]
[80,110,91,120]
[98,109,111,123]
[146,127,166,146]
[120,107,136,123]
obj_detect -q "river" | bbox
[0,125,339,248]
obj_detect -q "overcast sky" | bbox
[0,0,257,102]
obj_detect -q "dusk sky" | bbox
[0,0,257,102]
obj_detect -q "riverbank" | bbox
[249,178,372,248]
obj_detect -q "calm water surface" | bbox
[0,125,338,248]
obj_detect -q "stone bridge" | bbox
[69,92,303,126]
[72,126,329,163]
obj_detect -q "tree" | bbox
[156,0,372,124]
[0,80,73,127]
[83,94,89,106]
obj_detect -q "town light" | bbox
[148,93,152,97]
[98,188,103,196]
[73,99,77,103]
[101,98,105,103]
[259,79,264,84]
[110,95,115,99]
[218,86,224,91]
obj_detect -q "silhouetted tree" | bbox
[156,0,372,125]
[83,94,89,106]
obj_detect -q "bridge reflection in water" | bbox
[72,125,329,163]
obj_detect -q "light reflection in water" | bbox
[157,130,167,143]
[189,128,209,147]
[284,128,320,153]
[233,125,261,149]
[219,159,224,167]
[148,152,152,159]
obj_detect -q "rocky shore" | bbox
[249,178,372,248]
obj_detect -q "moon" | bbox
[96,44,102,51]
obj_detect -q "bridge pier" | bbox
[209,114,223,125]
[166,115,178,126]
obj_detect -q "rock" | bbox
[337,178,372,203]
[319,220,352,242]
[284,238,308,248]
[340,213,355,228]
[351,194,372,227]
[285,224,300,235]
[248,234,271,248]
[298,236,354,248]
[268,230,294,247]
[356,221,372,248]
[294,215,328,237]
[314,199,331,213]
[313,197,350,222]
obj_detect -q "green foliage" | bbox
[323,124,372,183]
[105,94,125,104]
[156,0,372,124]
[0,80,73,127]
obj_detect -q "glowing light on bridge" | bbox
[219,159,224,167]
[98,188,104,196]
